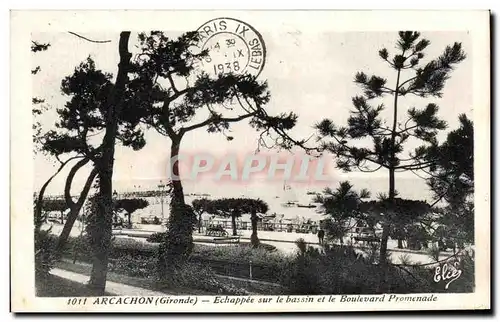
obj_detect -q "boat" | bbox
[281,181,298,207]
[281,201,297,207]
[297,203,317,209]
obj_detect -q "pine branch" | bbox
[395,160,435,170]
[356,164,383,173]
[64,158,91,208]
[68,32,112,43]
[398,76,418,90]
[240,95,318,154]
[180,111,258,134]
[166,73,180,95]
[323,135,387,169]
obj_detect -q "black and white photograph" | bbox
[10,10,490,312]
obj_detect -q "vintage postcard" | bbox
[11,10,490,312]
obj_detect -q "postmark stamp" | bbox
[191,17,266,77]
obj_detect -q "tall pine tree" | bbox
[130,31,303,265]
[316,32,466,287]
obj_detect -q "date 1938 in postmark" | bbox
[191,17,266,77]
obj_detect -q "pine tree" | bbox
[39,32,145,293]
[130,31,302,262]
[316,32,466,288]
[424,114,474,246]
[202,198,269,246]
[314,181,370,244]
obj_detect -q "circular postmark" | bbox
[191,17,266,78]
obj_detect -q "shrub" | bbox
[146,232,167,243]
[188,244,289,282]
[108,254,156,279]
[159,261,249,295]
[111,236,158,256]
[398,253,413,266]
[280,239,322,294]
[193,244,288,267]
[418,248,475,293]
[427,244,441,262]
[35,227,57,280]
[278,242,463,295]
[450,248,475,292]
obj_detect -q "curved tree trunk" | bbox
[56,162,98,255]
[34,157,80,232]
[250,210,259,248]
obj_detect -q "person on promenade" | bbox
[318,229,325,245]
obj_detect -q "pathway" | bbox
[51,268,167,296]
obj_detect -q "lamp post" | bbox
[158,181,166,222]
[112,190,118,227]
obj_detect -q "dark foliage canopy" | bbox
[424,114,474,204]
[41,57,147,161]
[114,198,149,214]
[422,115,474,243]
[129,31,305,151]
[201,198,269,217]
[41,199,68,212]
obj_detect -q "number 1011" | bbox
[213,61,241,74]
[67,298,87,305]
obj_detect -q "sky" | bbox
[32,28,473,203]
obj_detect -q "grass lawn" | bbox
[35,274,115,297]
[55,259,216,295]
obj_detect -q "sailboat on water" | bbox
[281,181,298,207]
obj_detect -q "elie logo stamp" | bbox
[192,17,266,77]
[433,261,463,290]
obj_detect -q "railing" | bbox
[188,256,283,283]
[201,220,320,234]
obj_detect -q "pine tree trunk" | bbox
[88,142,117,294]
[163,137,194,266]
[57,206,82,252]
[397,239,403,249]
[170,139,185,205]
[34,157,78,232]
[250,210,259,247]
[198,213,202,233]
[88,180,113,294]
[87,31,131,295]
[231,213,237,236]
[378,66,402,292]
[378,168,395,291]
[56,168,98,255]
